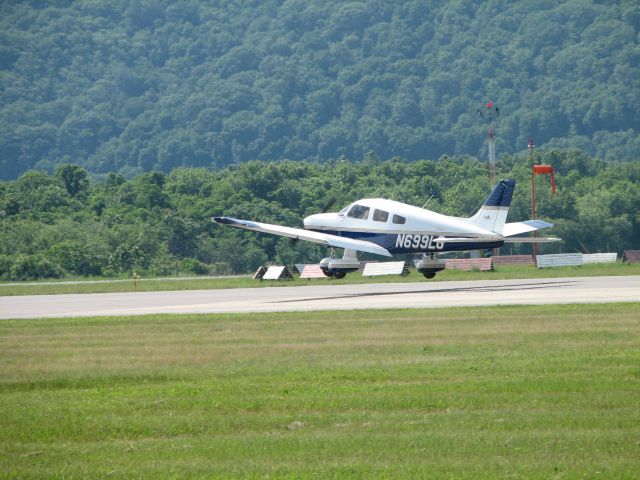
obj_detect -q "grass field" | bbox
[1,262,639,296]
[1,303,639,478]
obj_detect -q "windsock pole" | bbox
[528,138,537,262]
[529,138,557,263]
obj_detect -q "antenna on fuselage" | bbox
[421,195,434,209]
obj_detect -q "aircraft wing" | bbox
[213,217,392,257]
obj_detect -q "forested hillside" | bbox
[1,1,639,179]
[1,151,639,280]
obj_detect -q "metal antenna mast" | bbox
[478,101,499,189]
[477,101,500,258]
[487,120,496,186]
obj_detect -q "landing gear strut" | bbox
[319,248,359,279]
[415,253,446,279]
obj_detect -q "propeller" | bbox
[320,197,337,214]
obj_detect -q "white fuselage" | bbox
[303,198,497,239]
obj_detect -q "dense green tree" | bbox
[165,214,198,259]
[55,164,89,199]
[108,245,149,274]
[1,1,639,180]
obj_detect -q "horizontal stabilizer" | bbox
[502,220,554,237]
[502,237,562,243]
[434,237,501,244]
[213,216,392,257]
[434,233,561,244]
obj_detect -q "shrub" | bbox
[9,255,64,280]
[0,255,13,280]
[180,258,210,275]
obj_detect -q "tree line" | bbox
[1,150,638,280]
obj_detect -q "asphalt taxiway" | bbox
[1,275,638,319]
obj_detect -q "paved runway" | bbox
[1,275,638,319]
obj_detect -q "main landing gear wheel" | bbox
[423,272,436,279]
[321,269,333,278]
[333,272,346,279]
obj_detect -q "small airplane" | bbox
[213,179,560,279]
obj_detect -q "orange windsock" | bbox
[533,165,556,193]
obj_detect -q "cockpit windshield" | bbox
[347,204,370,220]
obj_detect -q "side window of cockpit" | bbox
[347,204,370,220]
[373,209,389,222]
[392,214,406,224]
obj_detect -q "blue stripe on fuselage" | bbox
[314,230,503,254]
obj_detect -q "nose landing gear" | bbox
[319,248,359,279]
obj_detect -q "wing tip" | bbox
[212,216,260,228]
[212,216,232,224]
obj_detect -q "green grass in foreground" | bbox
[1,303,639,479]
[1,261,639,296]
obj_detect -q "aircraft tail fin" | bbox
[466,179,515,234]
